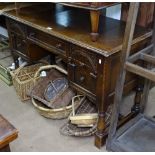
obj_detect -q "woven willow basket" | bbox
[10,62,45,101]
[32,95,84,119]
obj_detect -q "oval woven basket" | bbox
[32,95,84,119]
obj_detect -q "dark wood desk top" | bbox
[0,3,14,15]
[0,3,36,15]
[0,114,18,149]
[3,3,152,57]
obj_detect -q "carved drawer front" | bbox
[27,28,68,57]
[10,32,28,57]
[69,45,97,73]
[6,19,26,37]
[68,61,97,94]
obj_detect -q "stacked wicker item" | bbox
[10,62,47,101]
[60,96,112,137]
[30,65,79,119]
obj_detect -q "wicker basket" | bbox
[60,96,112,137]
[32,95,84,119]
[10,62,45,101]
[30,65,84,119]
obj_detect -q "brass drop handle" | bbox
[80,76,85,82]
[56,43,62,48]
[17,43,21,47]
[29,32,35,38]
[90,72,97,79]
[22,40,26,44]
[17,39,26,47]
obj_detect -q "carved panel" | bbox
[7,19,26,37]
[69,45,97,73]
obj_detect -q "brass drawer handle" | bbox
[17,39,26,48]
[29,32,36,38]
[80,76,85,82]
[56,43,62,48]
[90,72,97,79]
[17,43,22,47]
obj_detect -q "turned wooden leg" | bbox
[90,10,100,42]
[95,58,110,148]
[0,144,11,152]
[131,84,143,113]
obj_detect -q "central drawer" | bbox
[27,27,68,57]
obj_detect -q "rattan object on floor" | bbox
[32,95,84,119]
[30,65,80,119]
[10,62,45,101]
[30,65,75,109]
[60,97,112,137]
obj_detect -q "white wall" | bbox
[0,26,8,38]
[106,4,121,20]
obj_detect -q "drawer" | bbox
[68,61,97,94]
[27,28,68,57]
[69,45,97,73]
[6,19,26,37]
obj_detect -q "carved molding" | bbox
[70,46,97,73]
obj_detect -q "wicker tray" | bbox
[60,97,112,137]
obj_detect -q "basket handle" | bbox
[71,95,86,116]
[34,65,68,83]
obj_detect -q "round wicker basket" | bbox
[32,95,84,119]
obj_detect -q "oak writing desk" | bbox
[3,3,152,148]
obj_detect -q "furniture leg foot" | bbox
[90,33,99,42]
[0,144,11,152]
[94,112,107,149]
[95,131,106,149]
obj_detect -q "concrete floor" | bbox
[0,79,155,152]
